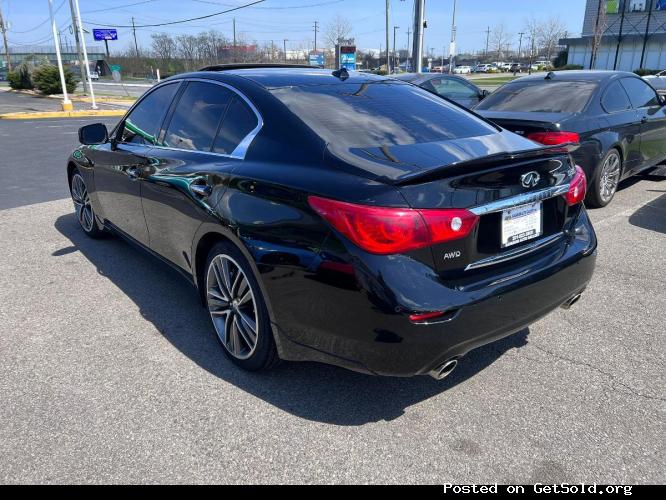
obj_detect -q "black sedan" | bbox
[68,66,596,379]
[475,70,666,207]
[394,73,489,108]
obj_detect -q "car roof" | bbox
[508,70,637,84]
[169,67,392,89]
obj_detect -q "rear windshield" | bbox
[270,81,497,148]
[476,81,598,113]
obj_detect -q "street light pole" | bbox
[449,0,457,74]
[393,25,400,74]
[412,0,425,73]
[72,0,97,109]
[0,6,11,72]
[48,0,72,111]
[385,0,390,73]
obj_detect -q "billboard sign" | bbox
[339,45,356,71]
[93,29,118,41]
[309,53,325,66]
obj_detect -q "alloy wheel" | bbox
[599,152,621,203]
[71,173,95,232]
[206,254,259,360]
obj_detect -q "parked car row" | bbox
[67,64,597,381]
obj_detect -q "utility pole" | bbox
[406,27,411,71]
[385,0,390,73]
[517,32,524,60]
[613,0,627,70]
[68,0,85,85]
[393,25,400,73]
[314,21,319,53]
[48,0,72,111]
[233,18,237,63]
[132,17,139,57]
[0,5,10,72]
[283,39,287,63]
[72,0,97,109]
[640,0,654,69]
[449,0,457,74]
[528,36,535,75]
[412,0,425,73]
[485,26,490,58]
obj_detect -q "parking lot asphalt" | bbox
[0,118,664,484]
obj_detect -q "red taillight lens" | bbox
[409,311,448,323]
[565,165,587,206]
[527,131,580,146]
[308,196,479,255]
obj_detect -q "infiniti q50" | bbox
[67,65,597,379]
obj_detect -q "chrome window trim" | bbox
[469,184,570,216]
[149,77,264,160]
[465,232,564,271]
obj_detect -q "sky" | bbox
[1,0,587,56]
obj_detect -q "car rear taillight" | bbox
[307,196,479,255]
[565,166,587,206]
[527,131,580,146]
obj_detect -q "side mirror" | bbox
[78,123,108,145]
[479,89,490,99]
[660,94,666,106]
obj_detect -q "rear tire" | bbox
[70,169,103,238]
[586,149,622,208]
[204,241,279,372]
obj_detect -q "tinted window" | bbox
[619,77,660,108]
[164,82,233,151]
[425,78,478,99]
[476,81,598,113]
[212,97,259,155]
[121,83,179,145]
[601,82,631,113]
[270,81,497,148]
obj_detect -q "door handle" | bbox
[641,116,648,124]
[127,166,141,180]
[190,183,212,198]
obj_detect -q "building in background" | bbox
[561,0,666,70]
[3,45,106,76]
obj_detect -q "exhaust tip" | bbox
[429,358,458,380]
[561,293,582,310]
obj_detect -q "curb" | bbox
[0,110,126,120]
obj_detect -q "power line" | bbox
[85,0,267,28]
[8,0,65,34]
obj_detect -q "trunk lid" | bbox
[475,110,573,138]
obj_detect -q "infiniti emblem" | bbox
[520,171,541,189]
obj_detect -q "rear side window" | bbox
[121,83,179,145]
[164,81,233,151]
[476,81,598,113]
[619,78,660,108]
[425,78,478,99]
[270,81,497,148]
[212,97,259,155]
[601,82,631,113]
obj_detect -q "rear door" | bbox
[141,80,260,271]
[91,81,181,245]
[620,76,666,170]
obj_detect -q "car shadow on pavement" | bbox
[55,213,529,425]
[629,193,666,235]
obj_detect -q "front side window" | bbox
[270,81,497,149]
[619,78,660,108]
[120,83,179,145]
[163,82,234,151]
[476,81,598,113]
[601,81,631,113]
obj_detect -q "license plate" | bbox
[501,202,542,248]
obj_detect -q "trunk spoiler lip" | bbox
[389,143,579,187]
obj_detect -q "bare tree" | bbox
[590,0,607,69]
[537,17,566,61]
[151,33,177,61]
[491,24,512,61]
[177,34,198,71]
[325,14,353,47]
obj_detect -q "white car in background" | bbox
[643,70,666,93]
[453,65,471,74]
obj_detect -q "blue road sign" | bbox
[93,29,118,41]
[309,53,324,66]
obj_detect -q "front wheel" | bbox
[586,149,622,208]
[70,170,103,238]
[205,242,279,372]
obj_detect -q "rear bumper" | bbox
[266,208,597,377]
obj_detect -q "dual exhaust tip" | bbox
[561,292,583,310]
[429,358,458,380]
